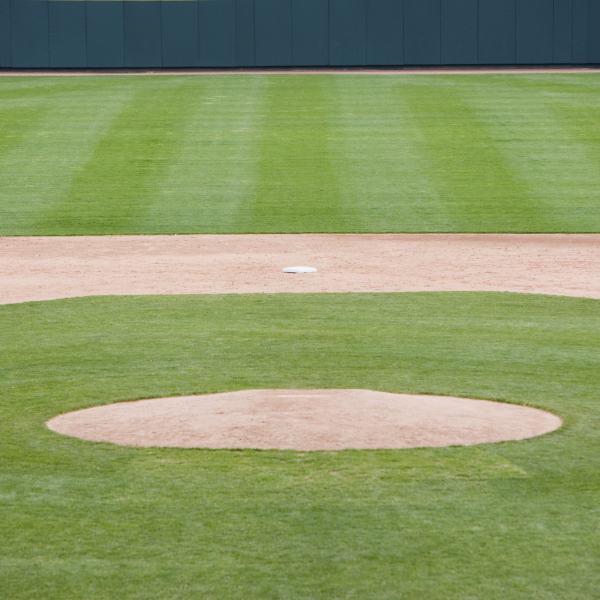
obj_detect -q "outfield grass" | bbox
[1,74,600,235]
[2,292,600,599]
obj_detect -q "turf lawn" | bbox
[1,74,600,235]
[2,292,600,599]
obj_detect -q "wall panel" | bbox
[292,0,328,65]
[0,0,11,67]
[516,0,553,64]
[11,0,49,68]
[162,0,199,67]
[2,0,598,69]
[479,0,516,63]
[404,0,441,65]
[255,0,292,65]
[87,1,124,68]
[235,0,255,65]
[124,0,162,68]
[366,0,403,65]
[441,0,477,64]
[199,0,236,66]
[329,0,366,65]
[589,0,600,62]
[553,0,573,63]
[49,0,87,68]
[572,0,588,62]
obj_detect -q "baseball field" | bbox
[1,73,600,598]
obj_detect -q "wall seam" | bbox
[365,0,367,65]
[46,0,50,67]
[571,0,574,62]
[438,0,441,64]
[10,0,12,67]
[199,0,202,67]
[402,0,405,65]
[327,0,330,65]
[476,0,479,64]
[121,0,125,67]
[84,0,88,68]
[364,0,367,65]
[290,0,294,65]
[551,0,555,62]
[234,0,237,65]
[159,0,163,67]
[586,0,590,62]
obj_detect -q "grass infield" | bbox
[2,292,600,599]
[1,74,600,235]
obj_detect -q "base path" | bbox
[46,389,562,450]
[2,234,600,304]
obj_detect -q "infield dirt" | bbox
[2,233,599,304]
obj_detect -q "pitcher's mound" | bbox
[46,389,561,450]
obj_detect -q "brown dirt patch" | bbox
[46,389,561,450]
[2,234,600,304]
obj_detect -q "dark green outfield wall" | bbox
[0,0,598,68]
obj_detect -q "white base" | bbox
[282,266,318,274]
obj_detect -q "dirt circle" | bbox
[46,389,561,450]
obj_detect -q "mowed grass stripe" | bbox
[1,292,600,598]
[467,76,600,231]
[399,77,546,232]
[147,76,265,232]
[543,81,600,228]
[37,79,203,234]
[248,76,345,232]
[0,103,52,227]
[1,74,600,234]
[330,76,452,231]
[0,78,128,230]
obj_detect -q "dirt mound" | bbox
[46,389,561,450]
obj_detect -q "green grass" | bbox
[1,73,600,234]
[2,292,600,599]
